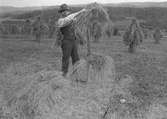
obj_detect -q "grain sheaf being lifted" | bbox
[57,3,110,46]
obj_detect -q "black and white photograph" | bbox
[0,0,167,118]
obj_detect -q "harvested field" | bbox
[0,36,167,118]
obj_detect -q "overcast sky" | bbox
[0,0,166,7]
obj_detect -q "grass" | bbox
[0,36,167,118]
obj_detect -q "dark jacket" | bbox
[56,22,85,46]
[60,23,76,41]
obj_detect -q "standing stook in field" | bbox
[32,16,44,43]
[153,27,162,44]
[23,19,32,38]
[91,20,102,42]
[123,18,144,53]
[48,17,56,38]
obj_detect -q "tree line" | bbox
[1,6,167,29]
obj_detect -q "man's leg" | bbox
[71,42,80,65]
[61,41,72,76]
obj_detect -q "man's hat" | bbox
[58,4,70,13]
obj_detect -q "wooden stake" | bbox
[87,27,91,56]
[86,27,91,81]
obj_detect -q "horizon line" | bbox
[1,1,167,8]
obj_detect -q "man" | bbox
[57,4,85,77]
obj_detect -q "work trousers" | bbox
[61,40,79,74]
